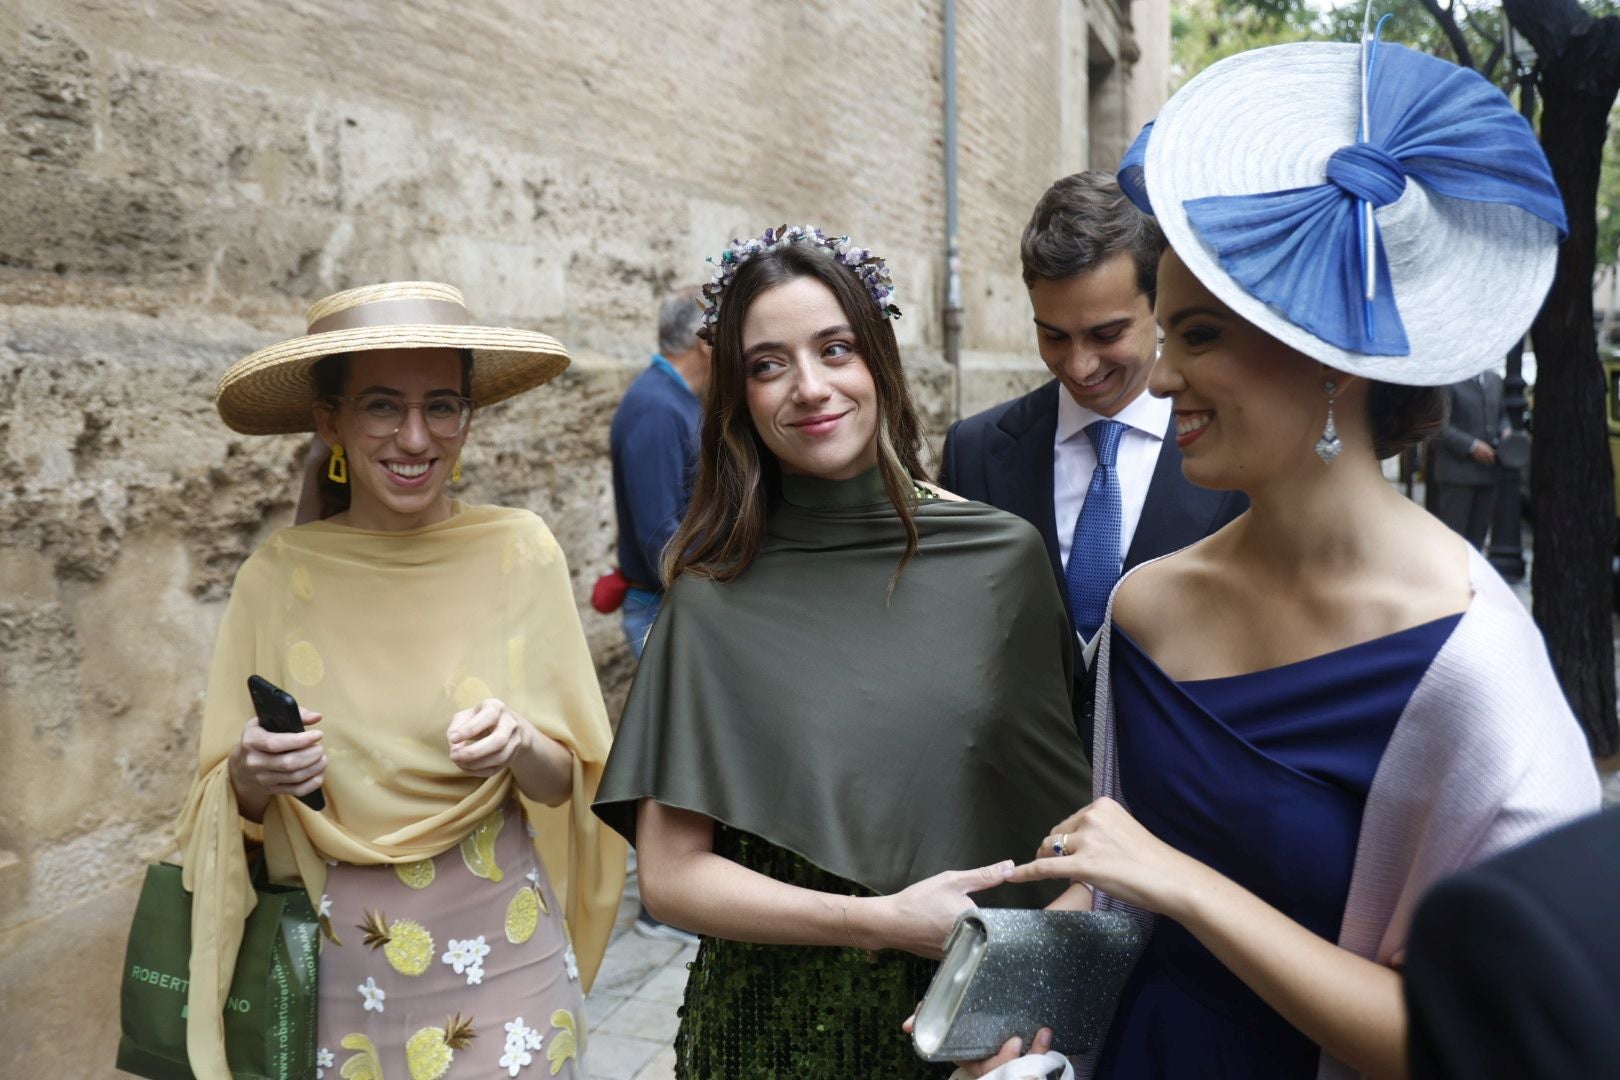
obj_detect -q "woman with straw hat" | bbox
[975,30,1603,1080]
[176,282,624,1079]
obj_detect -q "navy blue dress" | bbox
[1095,615,1462,1079]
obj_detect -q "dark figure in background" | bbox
[1405,808,1620,1080]
[608,285,710,947]
[1429,371,1506,548]
[610,286,710,660]
[938,172,1246,757]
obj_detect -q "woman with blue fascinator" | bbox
[976,26,1603,1080]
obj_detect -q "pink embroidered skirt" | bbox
[313,801,585,1079]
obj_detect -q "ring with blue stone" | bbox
[1051,834,1067,856]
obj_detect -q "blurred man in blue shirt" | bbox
[610,286,709,659]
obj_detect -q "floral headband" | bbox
[697,224,901,341]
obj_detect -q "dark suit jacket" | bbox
[1433,372,1506,487]
[938,380,1248,753]
[1405,808,1620,1080]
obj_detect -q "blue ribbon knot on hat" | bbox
[1324,143,1405,208]
[1119,42,1568,359]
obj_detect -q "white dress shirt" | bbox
[1054,387,1172,572]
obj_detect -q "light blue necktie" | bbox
[1066,419,1125,643]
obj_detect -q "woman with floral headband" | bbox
[177,282,624,1079]
[593,227,1092,1076]
[967,34,1601,1080]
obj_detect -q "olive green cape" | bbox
[594,471,1092,907]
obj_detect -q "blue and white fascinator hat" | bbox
[1118,38,1567,386]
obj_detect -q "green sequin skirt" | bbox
[673,828,951,1079]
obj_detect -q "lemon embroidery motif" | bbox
[394,859,436,890]
[546,1009,578,1075]
[357,909,434,976]
[406,1012,476,1080]
[291,565,314,601]
[460,806,505,883]
[287,640,325,686]
[454,676,492,711]
[339,1032,382,1079]
[505,876,548,944]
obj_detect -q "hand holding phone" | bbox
[245,675,326,812]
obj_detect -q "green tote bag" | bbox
[116,862,319,1080]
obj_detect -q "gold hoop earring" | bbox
[327,443,349,484]
[451,457,462,484]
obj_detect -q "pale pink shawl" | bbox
[1087,547,1601,1080]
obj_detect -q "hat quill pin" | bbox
[1358,7,1396,340]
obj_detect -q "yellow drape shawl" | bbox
[175,503,625,1077]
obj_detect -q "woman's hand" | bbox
[1013,797,1207,918]
[228,707,324,821]
[858,861,1014,958]
[900,1014,1053,1078]
[448,697,573,805]
[447,697,534,777]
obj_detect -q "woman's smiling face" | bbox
[1151,248,1345,491]
[741,275,880,481]
[313,347,471,531]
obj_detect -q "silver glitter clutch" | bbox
[910,908,1148,1063]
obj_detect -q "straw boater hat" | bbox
[216,281,570,434]
[1117,38,1567,387]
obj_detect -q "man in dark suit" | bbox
[1429,371,1507,548]
[939,174,1245,752]
[1404,808,1620,1079]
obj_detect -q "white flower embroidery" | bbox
[441,935,490,985]
[525,868,542,890]
[316,1047,335,1078]
[564,942,579,981]
[499,1044,533,1075]
[501,1018,541,1075]
[357,976,385,1013]
[318,894,332,918]
[441,938,472,972]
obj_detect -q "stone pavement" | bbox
[583,863,691,1080]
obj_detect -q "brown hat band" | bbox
[307,297,471,336]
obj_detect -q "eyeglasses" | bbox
[325,394,476,439]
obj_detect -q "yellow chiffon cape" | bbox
[175,503,625,1076]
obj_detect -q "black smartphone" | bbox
[246,675,325,812]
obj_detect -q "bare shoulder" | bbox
[1110,542,1221,649]
[916,480,967,502]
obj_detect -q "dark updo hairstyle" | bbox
[309,349,474,518]
[1365,380,1449,460]
[664,242,927,589]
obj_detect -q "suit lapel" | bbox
[988,381,1063,585]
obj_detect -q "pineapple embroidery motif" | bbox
[406,1012,476,1080]
[357,909,435,976]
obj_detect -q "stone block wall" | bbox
[0,2,1167,1073]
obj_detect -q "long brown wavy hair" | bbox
[663,242,928,587]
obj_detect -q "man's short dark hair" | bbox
[1019,171,1166,301]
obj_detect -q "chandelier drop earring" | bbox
[451,457,462,484]
[1315,380,1343,464]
